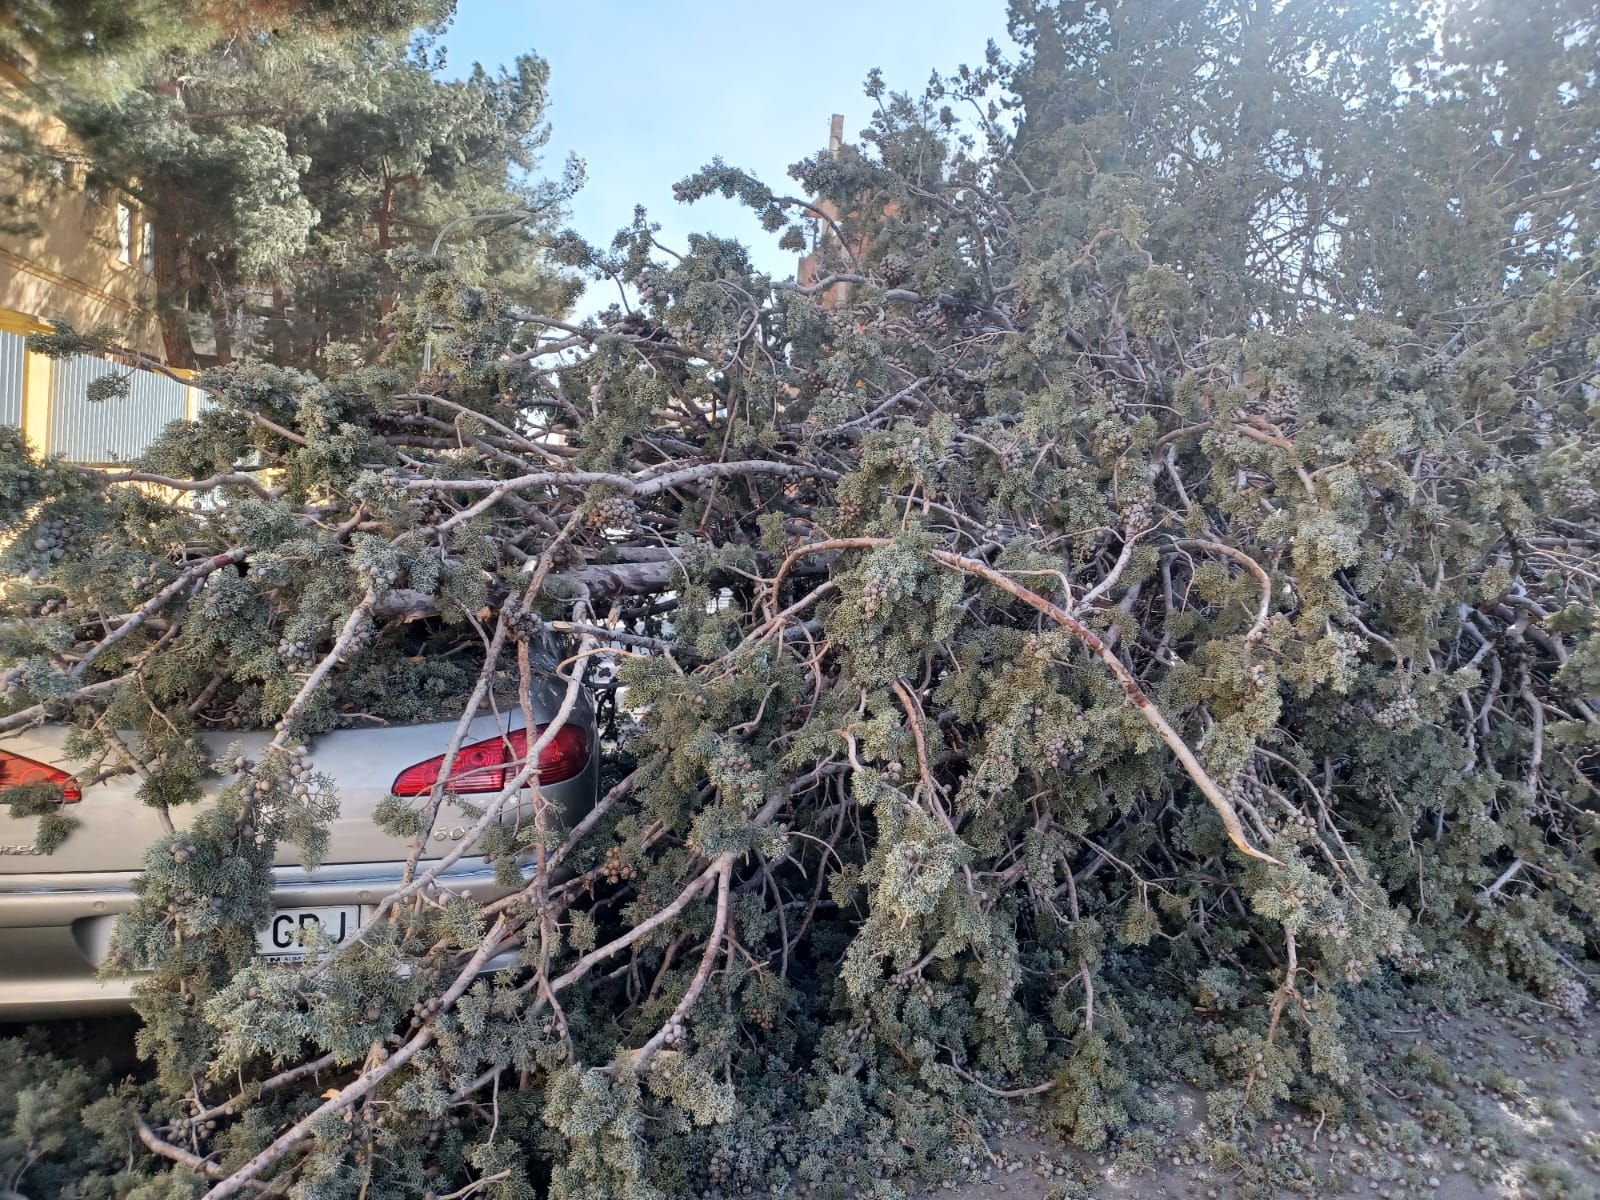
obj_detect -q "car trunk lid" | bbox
[0,680,589,876]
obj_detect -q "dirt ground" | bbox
[921,1008,1600,1200]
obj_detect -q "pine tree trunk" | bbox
[153,229,197,369]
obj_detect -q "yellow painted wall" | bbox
[0,60,164,359]
[0,306,52,454]
[20,339,52,456]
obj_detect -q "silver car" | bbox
[0,678,598,1017]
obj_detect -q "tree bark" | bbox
[152,220,197,368]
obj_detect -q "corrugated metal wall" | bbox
[49,354,189,464]
[0,332,24,430]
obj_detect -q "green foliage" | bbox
[4,3,576,370]
[0,1036,124,1197]
[1,0,1598,1196]
[1,1,449,94]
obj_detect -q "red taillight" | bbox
[389,725,590,797]
[0,749,81,802]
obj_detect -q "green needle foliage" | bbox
[2,0,575,369]
[0,2,447,103]
[2,0,1598,1196]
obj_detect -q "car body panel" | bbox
[0,857,519,1016]
[0,680,597,1017]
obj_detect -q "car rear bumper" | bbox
[0,857,523,1019]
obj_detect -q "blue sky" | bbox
[439,0,1013,293]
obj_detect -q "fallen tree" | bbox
[2,0,1598,1196]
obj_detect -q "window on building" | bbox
[141,220,156,275]
[116,202,133,264]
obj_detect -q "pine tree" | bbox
[4,2,574,368]
[1,1,449,97]
[2,0,1598,1196]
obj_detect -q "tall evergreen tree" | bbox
[5,1,574,367]
[1,0,448,96]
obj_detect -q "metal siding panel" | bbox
[50,355,189,464]
[0,332,24,429]
[49,355,104,461]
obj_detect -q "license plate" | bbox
[255,906,359,962]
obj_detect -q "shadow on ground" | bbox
[923,1008,1598,1200]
